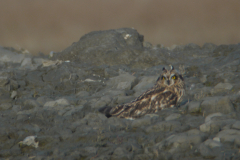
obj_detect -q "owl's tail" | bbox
[98,106,113,118]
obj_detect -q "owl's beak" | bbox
[167,80,170,85]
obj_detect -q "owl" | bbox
[99,66,185,119]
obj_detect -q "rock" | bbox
[214,129,240,144]
[36,96,53,105]
[232,121,240,130]
[52,28,144,66]
[145,121,185,133]
[213,82,233,92]
[204,139,223,148]
[80,113,107,128]
[63,105,83,117]
[107,72,136,90]
[0,47,25,63]
[107,117,130,131]
[43,98,70,110]
[19,136,39,148]
[23,99,40,110]
[116,95,134,104]
[200,96,235,116]
[0,103,12,110]
[187,101,201,113]
[156,129,207,154]
[200,113,236,133]
[76,91,90,97]
[198,143,218,159]
[133,76,158,95]
[165,113,181,121]
[11,91,17,99]
[133,154,154,160]
[112,147,133,160]
[20,57,32,68]
[0,76,9,87]
[33,57,48,68]
[92,95,112,109]
[84,147,97,155]
[131,117,151,128]
[200,75,207,83]
[204,112,223,122]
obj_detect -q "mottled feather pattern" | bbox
[100,66,185,119]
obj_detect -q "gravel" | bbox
[1,28,240,159]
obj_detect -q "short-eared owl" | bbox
[99,66,185,119]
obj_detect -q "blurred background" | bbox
[0,0,240,55]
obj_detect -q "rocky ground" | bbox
[0,28,240,160]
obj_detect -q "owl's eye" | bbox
[172,75,177,80]
[162,76,165,80]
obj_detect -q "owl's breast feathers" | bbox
[107,85,182,119]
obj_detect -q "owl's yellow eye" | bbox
[162,76,165,80]
[172,76,176,80]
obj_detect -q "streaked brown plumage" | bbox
[99,66,185,119]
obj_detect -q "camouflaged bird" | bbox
[99,66,185,119]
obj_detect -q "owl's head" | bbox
[157,66,184,87]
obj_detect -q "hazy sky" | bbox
[0,0,240,54]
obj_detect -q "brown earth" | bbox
[0,0,240,55]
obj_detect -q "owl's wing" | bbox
[134,85,165,101]
[110,86,166,118]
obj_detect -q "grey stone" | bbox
[0,76,9,87]
[19,136,38,148]
[145,121,183,133]
[92,95,112,109]
[133,154,154,160]
[188,101,201,113]
[156,129,207,154]
[23,99,40,110]
[214,129,240,144]
[107,117,130,130]
[200,96,235,116]
[80,113,107,128]
[104,90,126,97]
[200,113,236,133]
[198,143,217,159]
[63,106,83,117]
[113,147,128,156]
[23,124,41,133]
[11,91,17,99]
[165,113,181,121]
[52,28,144,67]
[116,95,134,104]
[0,47,25,63]
[36,96,53,105]
[32,58,47,68]
[131,117,151,128]
[112,147,133,160]
[0,103,12,110]
[232,121,240,130]
[107,72,136,90]
[83,147,97,155]
[234,137,240,148]
[43,98,70,110]
[20,57,32,67]
[76,91,90,97]
[133,76,157,94]
[12,105,22,112]
[200,75,207,83]
[57,106,74,116]
[213,82,233,93]
[203,139,223,148]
